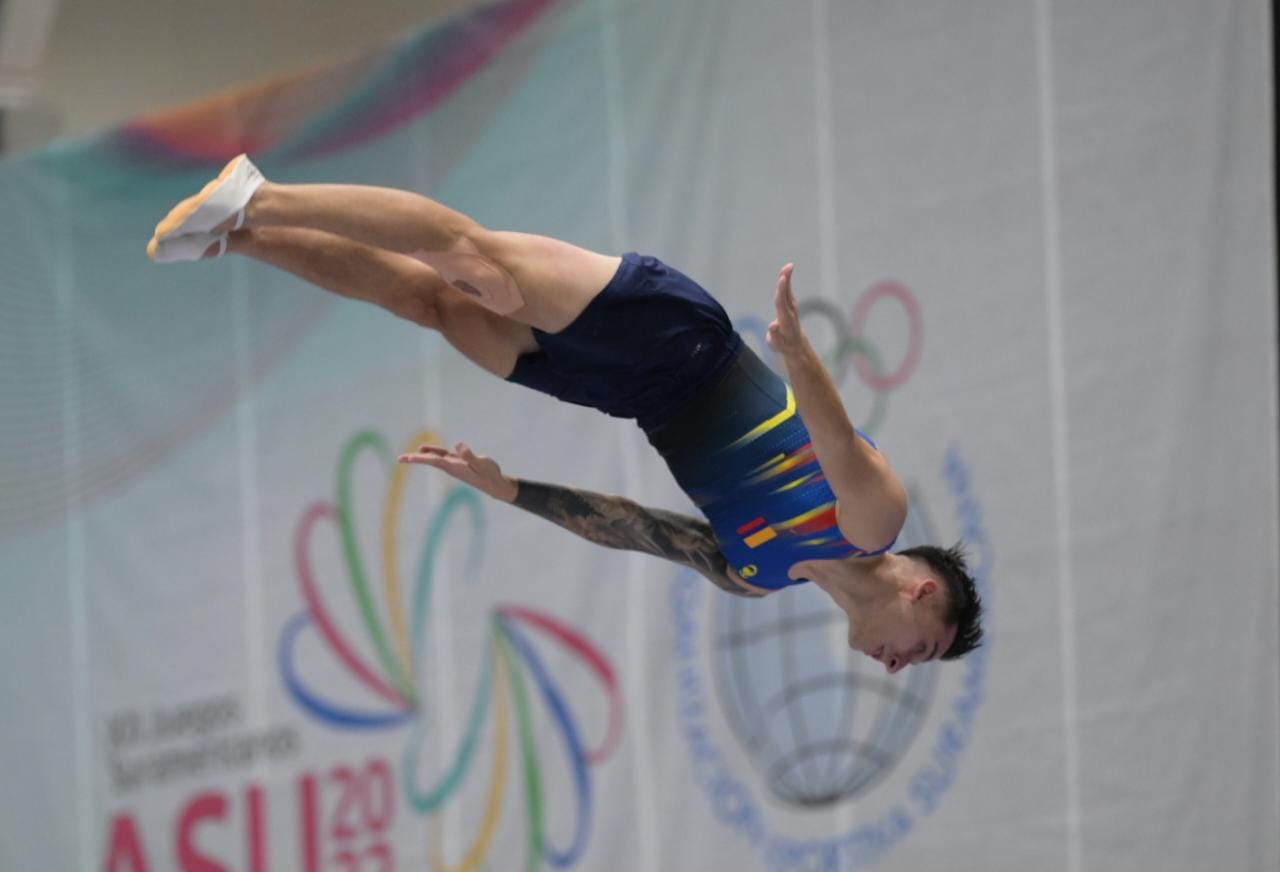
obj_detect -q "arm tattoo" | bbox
[511,479,763,598]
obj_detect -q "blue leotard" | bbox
[646,343,895,590]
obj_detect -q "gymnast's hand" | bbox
[398,442,519,503]
[766,263,804,355]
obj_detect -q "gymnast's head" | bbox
[851,541,984,672]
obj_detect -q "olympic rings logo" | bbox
[278,430,623,870]
[737,280,925,436]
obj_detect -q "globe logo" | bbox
[671,453,991,871]
[711,497,940,806]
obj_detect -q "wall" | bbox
[0,1,1275,870]
[14,0,480,147]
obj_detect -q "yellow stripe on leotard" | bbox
[745,448,816,486]
[749,453,788,476]
[726,387,796,451]
[773,500,837,531]
[772,470,821,494]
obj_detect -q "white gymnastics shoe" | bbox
[148,153,265,245]
[147,231,227,263]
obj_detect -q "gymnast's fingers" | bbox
[779,264,798,309]
[399,450,445,465]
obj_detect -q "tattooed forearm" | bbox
[510,479,763,597]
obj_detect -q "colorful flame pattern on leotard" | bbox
[673,381,892,591]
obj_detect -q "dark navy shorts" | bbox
[506,253,743,431]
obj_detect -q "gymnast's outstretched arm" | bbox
[766,264,908,550]
[398,443,764,598]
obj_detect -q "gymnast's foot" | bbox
[148,230,228,263]
[146,154,265,261]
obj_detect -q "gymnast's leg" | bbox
[150,155,620,334]
[240,182,620,332]
[226,226,537,379]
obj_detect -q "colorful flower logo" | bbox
[277,429,623,870]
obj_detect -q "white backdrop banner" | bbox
[0,0,1275,870]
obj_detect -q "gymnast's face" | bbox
[850,579,955,674]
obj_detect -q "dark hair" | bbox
[897,541,983,660]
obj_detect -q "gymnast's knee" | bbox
[387,273,445,329]
[449,222,500,260]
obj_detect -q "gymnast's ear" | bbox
[911,578,940,602]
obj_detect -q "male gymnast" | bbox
[147,155,983,671]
